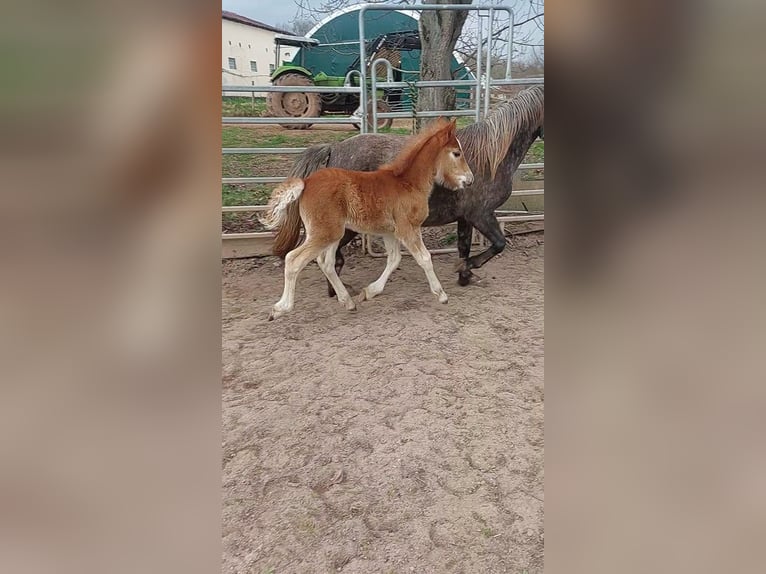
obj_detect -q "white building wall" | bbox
[222,19,295,91]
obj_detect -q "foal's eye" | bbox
[452,151,462,158]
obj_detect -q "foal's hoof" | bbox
[357,287,374,303]
[268,306,286,321]
[359,287,380,302]
[344,298,357,311]
[438,291,449,304]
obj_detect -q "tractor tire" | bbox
[267,72,322,130]
[353,99,394,131]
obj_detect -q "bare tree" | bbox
[276,18,315,36]
[293,0,404,24]
[288,0,543,121]
[416,0,472,126]
[455,0,544,80]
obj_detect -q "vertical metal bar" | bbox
[370,58,394,133]
[484,7,494,117]
[371,63,378,133]
[358,8,368,133]
[475,13,483,121]
[506,11,514,79]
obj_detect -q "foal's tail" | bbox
[259,177,305,258]
[259,144,332,258]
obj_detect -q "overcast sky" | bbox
[221,1,544,61]
[222,0,299,27]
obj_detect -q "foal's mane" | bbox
[381,117,452,177]
[459,85,544,179]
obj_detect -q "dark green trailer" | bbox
[267,8,474,129]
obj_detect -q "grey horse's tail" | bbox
[288,143,332,178]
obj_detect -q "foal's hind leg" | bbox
[317,242,356,311]
[359,234,401,301]
[327,229,357,298]
[270,239,328,320]
[398,230,448,304]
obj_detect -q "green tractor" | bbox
[267,31,431,130]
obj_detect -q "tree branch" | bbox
[513,12,544,28]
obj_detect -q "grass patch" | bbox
[222,184,271,206]
[520,140,544,181]
[456,115,474,128]
[443,231,457,245]
[222,126,351,149]
[222,96,267,117]
[379,126,411,135]
[525,140,544,163]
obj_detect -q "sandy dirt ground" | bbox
[222,234,544,573]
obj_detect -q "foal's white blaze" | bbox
[454,138,473,188]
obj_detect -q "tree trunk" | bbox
[417,0,471,128]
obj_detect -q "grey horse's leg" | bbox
[327,229,358,297]
[459,214,506,276]
[456,218,474,286]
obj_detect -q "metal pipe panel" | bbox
[223,177,285,184]
[223,85,362,93]
[222,117,358,124]
[222,148,307,154]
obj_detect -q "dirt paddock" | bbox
[222,234,544,573]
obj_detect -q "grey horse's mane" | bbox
[459,85,544,179]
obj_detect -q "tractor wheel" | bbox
[267,72,322,130]
[353,100,394,131]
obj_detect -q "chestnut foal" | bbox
[260,118,473,320]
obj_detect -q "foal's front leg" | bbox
[317,243,356,311]
[399,230,448,304]
[359,234,401,301]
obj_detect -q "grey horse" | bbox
[287,85,544,293]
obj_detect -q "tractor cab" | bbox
[272,34,318,78]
